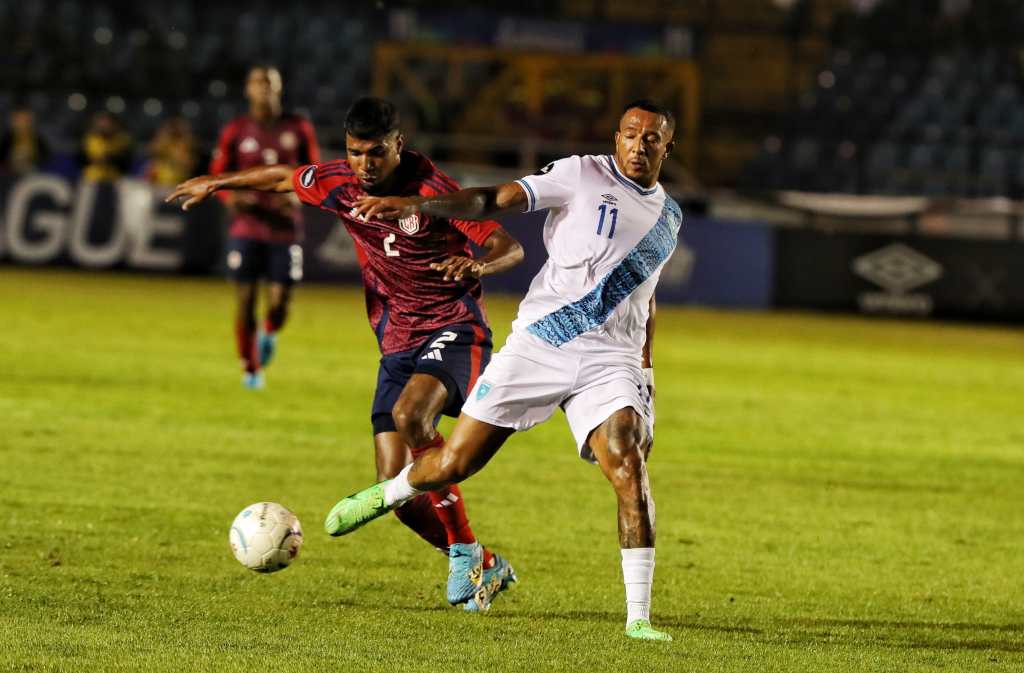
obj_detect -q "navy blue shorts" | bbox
[226,238,303,285]
[371,323,493,435]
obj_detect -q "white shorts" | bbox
[461,331,654,463]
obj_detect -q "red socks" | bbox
[393,494,449,552]
[410,434,495,568]
[234,319,258,373]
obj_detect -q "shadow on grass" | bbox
[779,617,1024,654]
[346,599,1024,653]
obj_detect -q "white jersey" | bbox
[512,154,682,362]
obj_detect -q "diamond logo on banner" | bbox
[852,243,943,293]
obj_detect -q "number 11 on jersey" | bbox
[596,204,617,239]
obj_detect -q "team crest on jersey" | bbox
[299,166,316,188]
[279,131,298,150]
[476,381,492,400]
[398,213,420,234]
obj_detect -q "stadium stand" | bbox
[744,2,1024,197]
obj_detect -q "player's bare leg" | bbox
[234,281,262,389]
[374,379,449,553]
[376,430,447,546]
[325,414,512,535]
[259,282,290,368]
[388,374,514,608]
[405,414,513,490]
[587,407,671,642]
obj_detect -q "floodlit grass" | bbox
[1,267,1022,672]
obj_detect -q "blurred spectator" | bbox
[79,112,133,182]
[144,117,199,187]
[0,107,51,175]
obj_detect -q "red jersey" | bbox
[292,151,501,354]
[211,113,320,243]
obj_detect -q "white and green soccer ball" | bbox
[229,502,303,573]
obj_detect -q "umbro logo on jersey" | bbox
[601,193,618,204]
[300,166,316,188]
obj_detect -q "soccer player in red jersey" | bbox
[168,97,524,611]
[210,65,320,389]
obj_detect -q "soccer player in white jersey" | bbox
[325,100,681,641]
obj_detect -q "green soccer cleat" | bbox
[323,482,393,536]
[625,619,673,642]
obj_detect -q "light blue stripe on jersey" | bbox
[515,178,537,211]
[527,196,683,347]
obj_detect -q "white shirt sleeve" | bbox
[515,156,583,212]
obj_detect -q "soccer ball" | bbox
[229,502,303,573]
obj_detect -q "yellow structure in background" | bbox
[372,42,700,177]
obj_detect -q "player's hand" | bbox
[431,256,485,282]
[165,175,220,211]
[353,196,419,221]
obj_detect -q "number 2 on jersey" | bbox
[596,204,617,239]
[383,233,400,257]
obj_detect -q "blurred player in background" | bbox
[168,97,524,611]
[325,100,680,640]
[210,65,320,389]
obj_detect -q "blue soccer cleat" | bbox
[464,552,517,613]
[258,330,277,367]
[242,371,264,390]
[446,542,484,605]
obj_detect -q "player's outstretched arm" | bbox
[430,227,525,282]
[354,182,528,222]
[165,165,296,210]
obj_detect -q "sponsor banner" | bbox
[656,216,774,308]
[482,211,774,309]
[776,229,1024,321]
[0,173,364,281]
[0,174,773,310]
[0,174,222,273]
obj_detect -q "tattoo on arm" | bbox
[418,182,528,220]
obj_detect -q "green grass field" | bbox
[1,267,1022,672]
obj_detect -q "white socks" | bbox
[621,547,656,625]
[383,464,423,507]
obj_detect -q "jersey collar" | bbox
[605,155,660,196]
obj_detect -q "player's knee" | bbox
[604,412,647,484]
[392,402,433,448]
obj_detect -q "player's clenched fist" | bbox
[431,255,485,282]
[166,175,219,210]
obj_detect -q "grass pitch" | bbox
[1,267,1022,673]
